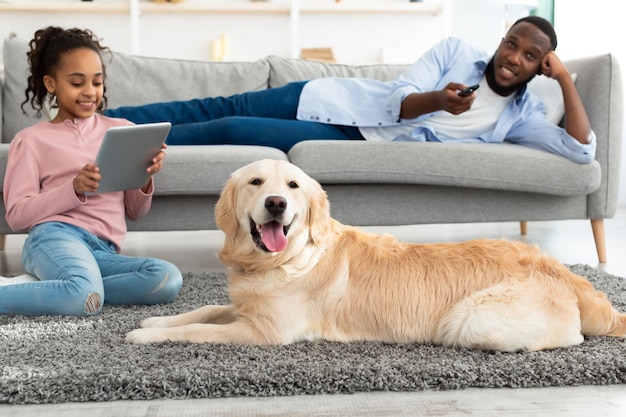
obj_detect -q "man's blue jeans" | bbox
[104,81,364,152]
[0,222,183,316]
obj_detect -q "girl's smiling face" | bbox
[43,47,104,123]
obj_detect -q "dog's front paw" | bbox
[125,328,169,344]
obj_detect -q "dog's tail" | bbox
[566,269,626,338]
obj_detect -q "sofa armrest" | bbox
[0,67,4,143]
[566,53,623,219]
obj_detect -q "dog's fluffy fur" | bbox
[126,159,626,351]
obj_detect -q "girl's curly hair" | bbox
[21,26,112,117]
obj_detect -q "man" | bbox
[105,16,594,164]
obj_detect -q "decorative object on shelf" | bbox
[211,33,230,62]
[300,47,336,63]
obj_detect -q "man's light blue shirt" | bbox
[296,37,596,164]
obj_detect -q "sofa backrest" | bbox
[266,54,409,86]
[1,35,271,143]
[0,66,3,141]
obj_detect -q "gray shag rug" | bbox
[1,264,625,405]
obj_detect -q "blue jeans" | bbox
[0,222,183,316]
[103,81,364,153]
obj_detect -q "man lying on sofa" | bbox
[104,16,595,164]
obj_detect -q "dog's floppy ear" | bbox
[215,176,239,238]
[307,180,332,245]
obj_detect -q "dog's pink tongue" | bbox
[261,221,288,252]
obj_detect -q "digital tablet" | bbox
[93,122,172,193]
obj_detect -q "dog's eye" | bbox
[250,178,263,186]
[288,181,299,189]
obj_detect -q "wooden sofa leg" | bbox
[591,219,607,263]
[519,221,527,235]
[0,234,5,251]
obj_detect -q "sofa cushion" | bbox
[154,145,288,195]
[527,73,578,124]
[267,55,407,87]
[0,143,287,196]
[288,140,601,196]
[2,35,271,143]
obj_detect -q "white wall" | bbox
[0,0,448,64]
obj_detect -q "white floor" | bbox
[1,208,626,416]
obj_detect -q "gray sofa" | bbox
[1,33,623,262]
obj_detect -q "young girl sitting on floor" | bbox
[0,26,183,316]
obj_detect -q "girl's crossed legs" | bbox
[0,222,182,316]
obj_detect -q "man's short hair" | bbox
[511,16,557,50]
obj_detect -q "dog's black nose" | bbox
[265,196,287,216]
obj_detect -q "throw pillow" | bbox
[527,73,578,124]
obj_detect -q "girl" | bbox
[0,27,183,316]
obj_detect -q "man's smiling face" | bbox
[490,22,552,94]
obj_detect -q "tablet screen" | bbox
[94,122,171,193]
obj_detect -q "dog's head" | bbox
[215,159,332,270]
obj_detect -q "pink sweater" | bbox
[3,114,154,252]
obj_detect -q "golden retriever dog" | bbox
[125,159,626,351]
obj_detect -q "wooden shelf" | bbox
[0,1,443,15]
[0,1,129,13]
[299,2,442,15]
[140,1,291,15]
